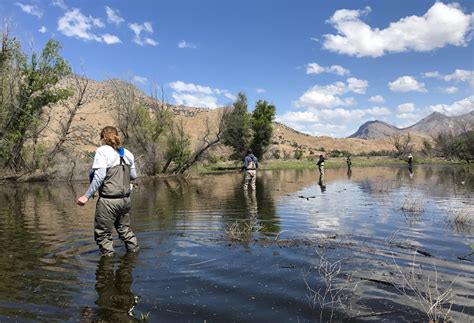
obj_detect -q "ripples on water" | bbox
[0,166,472,321]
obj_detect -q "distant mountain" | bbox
[348,120,400,139]
[407,111,474,137]
[349,111,474,139]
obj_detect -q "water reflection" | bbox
[93,253,139,321]
[0,165,473,322]
[244,189,258,218]
[318,174,326,192]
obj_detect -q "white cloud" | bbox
[51,0,67,10]
[441,86,459,94]
[306,63,325,74]
[295,82,354,108]
[58,9,120,44]
[323,2,473,57]
[306,63,350,76]
[58,8,104,42]
[368,95,385,103]
[278,105,392,137]
[256,88,266,94]
[397,102,415,113]
[443,69,474,82]
[170,81,213,94]
[430,96,474,116]
[38,26,47,33]
[424,69,474,82]
[328,65,350,76]
[15,2,43,18]
[276,112,349,137]
[347,77,368,94]
[424,71,440,78]
[424,69,474,88]
[178,40,197,49]
[397,112,420,120]
[389,76,426,92]
[106,6,124,26]
[102,34,121,44]
[172,93,219,109]
[129,22,159,46]
[319,108,366,120]
[295,78,369,109]
[132,75,148,85]
[276,111,320,124]
[169,81,234,109]
[366,106,390,116]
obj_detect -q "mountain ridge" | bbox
[349,111,474,139]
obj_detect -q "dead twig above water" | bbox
[390,252,456,323]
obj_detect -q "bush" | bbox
[271,149,281,159]
[328,150,351,158]
[294,149,303,160]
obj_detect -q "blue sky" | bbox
[1,0,473,137]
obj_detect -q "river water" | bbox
[0,166,472,322]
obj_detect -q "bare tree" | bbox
[173,110,228,174]
[47,73,90,165]
[390,133,412,158]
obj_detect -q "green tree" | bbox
[164,121,192,174]
[250,100,275,159]
[222,92,250,158]
[421,138,433,158]
[0,34,71,171]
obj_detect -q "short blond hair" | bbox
[100,126,122,149]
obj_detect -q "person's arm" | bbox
[129,155,138,180]
[77,148,107,206]
[85,168,106,197]
[240,156,248,172]
[130,168,137,180]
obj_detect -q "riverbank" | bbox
[197,156,470,174]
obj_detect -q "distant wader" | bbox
[318,162,325,176]
[95,153,138,256]
[243,158,257,191]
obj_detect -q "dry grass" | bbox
[391,253,455,322]
[401,196,424,215]
[303,250,357,322]
[224,216,261,242]
[446,208,472,235]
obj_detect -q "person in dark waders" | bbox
[317,154,325,176]
[241,149,259,190]
[77,126,139,257]
[407,153,414,175]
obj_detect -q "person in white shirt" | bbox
[77,126,139,256]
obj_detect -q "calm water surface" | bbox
[0,166,473,322]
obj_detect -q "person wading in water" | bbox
[77,126,139,257]
[317,154,325,176]
[240,149,259,190]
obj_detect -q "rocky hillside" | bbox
[349,111,474,139]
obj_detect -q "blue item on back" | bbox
[117,146,125,157]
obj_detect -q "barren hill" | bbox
[42,77,400,158]
[348,120,400,139]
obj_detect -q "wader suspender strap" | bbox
[118,147,127,194]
